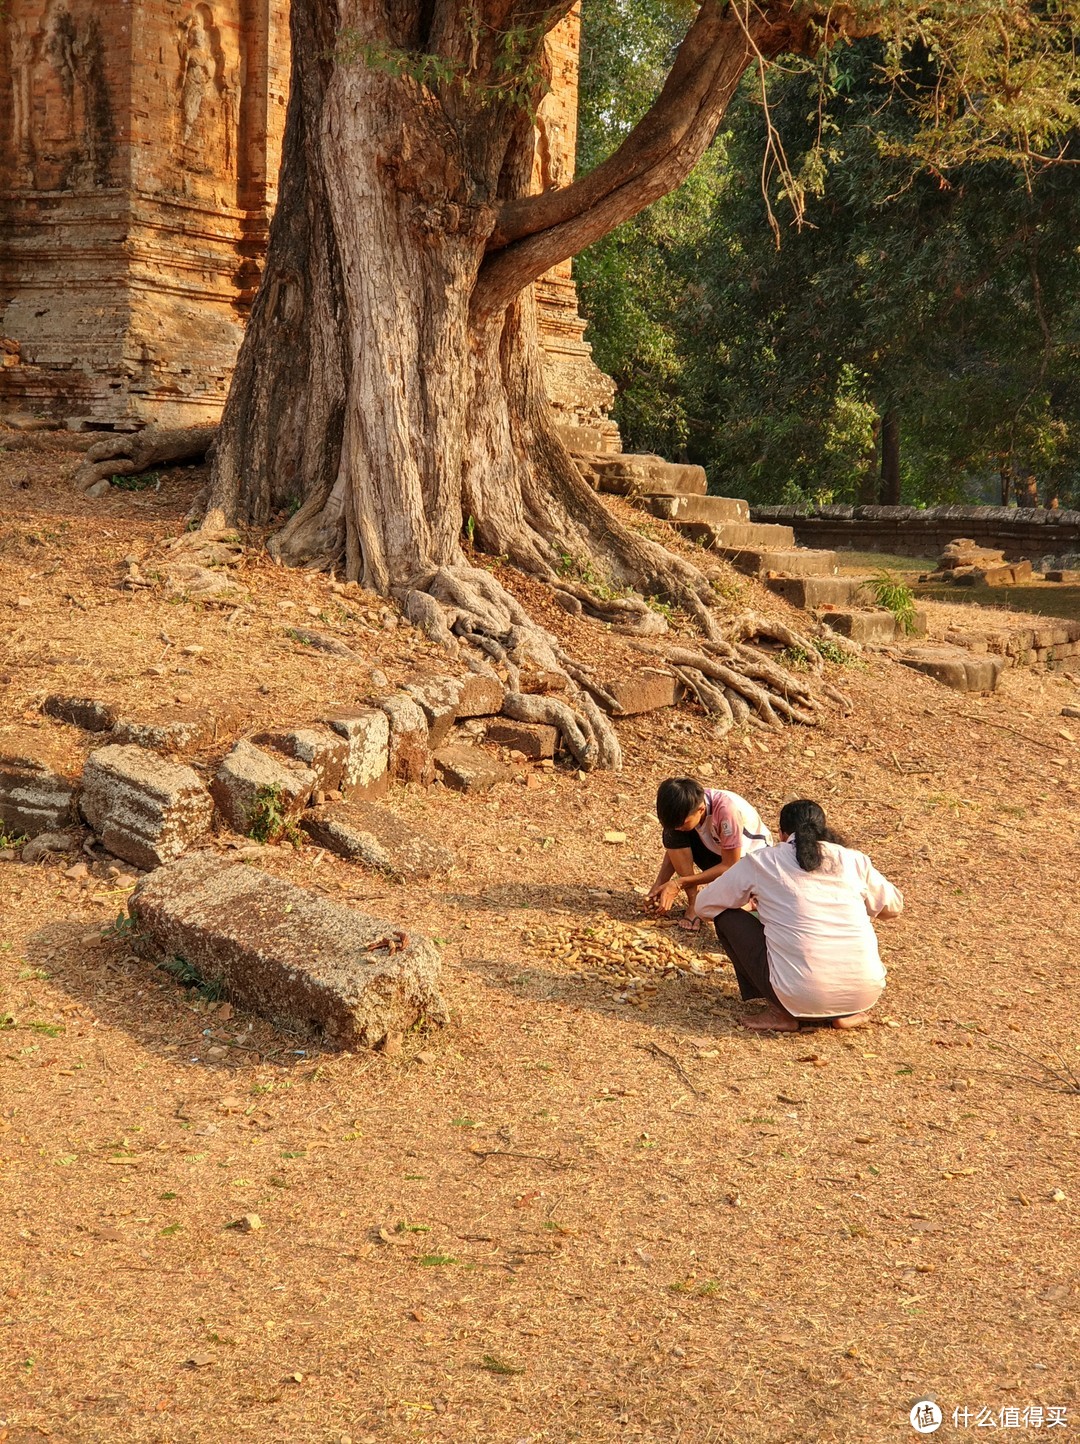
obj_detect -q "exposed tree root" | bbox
[74,426,217,495]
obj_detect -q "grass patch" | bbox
[868,570,919,634]
[111,471,162,493]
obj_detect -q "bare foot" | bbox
[832,1012,872,1030]
[740,1004,800,1032]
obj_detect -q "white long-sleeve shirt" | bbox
[695,839,903,1018]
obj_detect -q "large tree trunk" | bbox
[200,0,846,765]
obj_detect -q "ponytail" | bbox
[778,799,846,872]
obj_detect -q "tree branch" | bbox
[472,1,819,318]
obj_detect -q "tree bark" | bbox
[879,407,901,505]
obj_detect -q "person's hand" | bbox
[654,878,682,914]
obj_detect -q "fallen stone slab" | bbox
[0,731,81,838]
[111,704,244,754]
[211,740,315,836]
[486,719,558,759]
[1045,569,1080,584]
[380,695,434,786]
[42,694,116,732]
[587,453,708,498]
[899,646,1004,693]
[80,744,214,870]
[323,709,390,798]
[433,744,511,793]
[601,669,678,716]
[725,547,840,579]
[252,725,349,792]
[301,801,454,880]
[129,854,448,1050]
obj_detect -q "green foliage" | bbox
[868,570,919,633]
[247,785,303,846]
[159,954,225,1003]
[577,6,1080,509]
[111,471,161,493]
[0,824,27,849]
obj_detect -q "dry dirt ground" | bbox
[0,432,1078,1444]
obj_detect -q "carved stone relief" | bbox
[15,0,115,190]
[175,5,237,188]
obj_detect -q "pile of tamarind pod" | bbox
[522,918,722,982]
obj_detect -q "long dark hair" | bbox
[779,799,847,872]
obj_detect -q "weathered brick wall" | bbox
[0,2,614,442]
[750,503,1080,564]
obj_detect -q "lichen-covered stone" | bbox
[129,854,448,1050]
[111,704,245,754]
[323,709,390,798]
[379,696,434,786]
[252,725,349,791]
[455,672,505,719]
[80,744,213,870]
[301,801,454,880]
[210,740,315,835]
[486,719,558,759]
[404,676,464,749]
[0,730,80,838]
[899,646,1004,693]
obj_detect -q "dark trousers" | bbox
[712,909,781,1006]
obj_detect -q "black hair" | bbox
[656,777,705,830]
[779,799,847,872]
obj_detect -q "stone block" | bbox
[1044,569,1080,584]
[455,672,505,719]
[111,704,244,754]
[80,744,213,870]
[821,609,899,645]
[252,725,349,791]
[589,452,708,497]
[766,575,869,609]
[404,676,464,749]
[42,695,116,732]
[642,494,749,524]
[433,745,511,793]
[602,669,678,715]
[899,646,1004,693]
[679,520,796,549]
[323,709,390,798]
[725,547,840,579]
[0,731,80,838]
[211,741,316,835]
[380,695,434,786]
[20,829,86,863]
[129,855,448,1050]
[301,801,454,880]
[486,720,558,759]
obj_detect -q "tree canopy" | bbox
[577,0,1080,507]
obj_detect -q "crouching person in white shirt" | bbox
[694,799,904,1032]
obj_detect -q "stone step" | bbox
[820,609,900,645]
[720,547,841,579]
[580,451,708,497]
[899,646,1004,693]
[766,575,869,608]
[674,520,795,550]
[641,494,750,525]
[821,607,928,645]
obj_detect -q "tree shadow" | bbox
[444,882,652,922]
[17,915,336,1074]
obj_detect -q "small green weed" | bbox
[418,1254,457,1267]
[248,784,303,846]
[0,824,27,849]
[111,470,162,493]
[160,954,225,1003]
[868,570,918,634]
[104,912,139,941]
[27,1021,63,1037]
[464,514,476,545]
[481,1354,525,1375]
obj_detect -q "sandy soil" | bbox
[1,433,1078,1444]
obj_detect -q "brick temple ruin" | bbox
[0,3,616,443]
